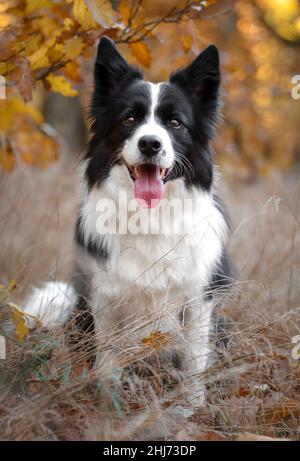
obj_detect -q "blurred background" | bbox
[1,0,300,440]
[0,0,300,301]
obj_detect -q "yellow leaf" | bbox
[85,0,118,29]
[73,0,97,30]
[33,17,60,37]
[10,304,29,342]
[47,43,64,63]
[141,331,171,349]
[119,0,131,24]
[25,0,51,14]
[63,17,75,31]
[0,98,44,134]
[28,38,56,70]
[0,12,11,28]
[180,34,193,54]
[130,42,151,68]
[0,61,14,74]
[46,74,78,97]
[64,61,83,83]
[11,34,42,55]
[62,37,84,60]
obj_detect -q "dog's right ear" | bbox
[94,37,142,94]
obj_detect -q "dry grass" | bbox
[0,155,299,441]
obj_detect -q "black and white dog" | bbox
[25,37,231,406]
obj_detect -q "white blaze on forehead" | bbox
[121,81,175,168]
[148,82,161,122]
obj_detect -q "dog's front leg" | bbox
[183,299,214,407]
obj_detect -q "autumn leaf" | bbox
[85,0,118,29]
[0,12,12,29]
[130,42,151,68]
[63,17,75,31]
[180,34,193,54]
[47,43,64,63]
[33,17,60,38]
[73,0,97,30]
[0,61,14,75]
[25,0,51,15]
[64,61,83,83]
[0,98,43,135]
[141,331,171,350]
[119,0,131,25]
[46,74,78,97]
[62,37,84,60]
[10,303,29,342]
[28,38,56,70]
[11,34,42,56]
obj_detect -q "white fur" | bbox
[76,166,228,405]
[24,82,228,406]
[121,82,175,169]
[24,282,77,328]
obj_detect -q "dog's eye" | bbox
[169,118,182,128]
[123,116,136,126]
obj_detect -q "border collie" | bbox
[25,37,232,406]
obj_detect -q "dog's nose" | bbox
[138,135,162,157]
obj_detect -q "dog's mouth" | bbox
[126,164,169,208]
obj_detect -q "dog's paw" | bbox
[24,282,77,329]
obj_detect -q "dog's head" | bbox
[86,37,220,208]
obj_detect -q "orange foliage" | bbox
[0,0,299,176]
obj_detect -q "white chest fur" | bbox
[79,165,228,322]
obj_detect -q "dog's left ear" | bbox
[170,45,220,101]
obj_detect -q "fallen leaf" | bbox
[10,303,29,342]
[141,331,171,349]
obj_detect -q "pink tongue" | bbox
[134,165,164,208]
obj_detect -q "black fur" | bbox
[74,37,233,358]
[74,215,109,259]
[85,37,221,193]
